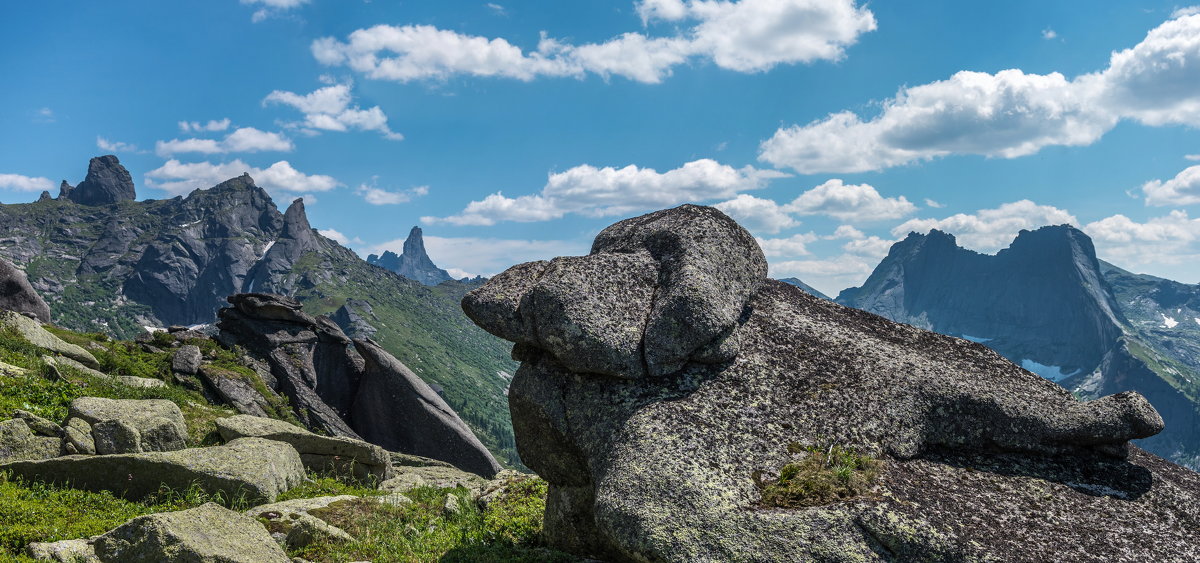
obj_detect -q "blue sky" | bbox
[3,1,1200,295]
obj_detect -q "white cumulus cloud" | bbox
[242,0,308,22]
[760,11,1200,173]
[179,119,231,133]
[427,159,788,226]
[891,200,1078,253]
[357,184,428,205]
[156,127,294,157]
[0,173,54,193]
[784,179,915,221]
[144,159,338,197]
[264,84,403,140]
[312,0,875,84]
[96,137,141,153]
[756,232,818,258]
[714,194,800,233]
[1084,210,1200,270]
[1143,165,1200,206]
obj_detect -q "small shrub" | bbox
[754,443,881,508]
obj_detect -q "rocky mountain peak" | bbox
[56,180,73,200]
[36,191,51,203]
[280,198,314,241]
[367,226,452,286]
[66,155,136,206]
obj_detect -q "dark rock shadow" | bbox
[919,446,1154,500]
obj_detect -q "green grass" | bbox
[0,471,254,557]
[276,473,388,502]
[754,443,881,508]
[290,478,576,563]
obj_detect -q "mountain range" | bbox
[835,226,1200,468]
[0,155,519,465]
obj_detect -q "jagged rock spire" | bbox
[65,155,136,205]
[367,226,452,285]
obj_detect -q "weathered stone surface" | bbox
[216,415,393,482]
[65,155,136,206]
[63,417,96,455]
[26,537,99,562]
[0,311,99,368]
[197,367,273,418]
[463,204,766,378]
[220,293,500,476]
[379,463,487,493]
[329,299,377,340]
[0,257,51,322]
[0,418,61,463]
[464,205,1194,562]
[13,409,62,437]
[0,438,305,504]
[217,293,361,439]
[93,502,290,563]
[67,397,186,452]
[92,419,143,455]
[42,355,165,389]
[171,345,202,375]
[351,338,500,478]
[0,360,30,376]
[246,495,358,519]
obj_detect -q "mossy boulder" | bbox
[0,311,98,368]
[0,437,305,504]
[93,502,290,562]
[0,418,61,463]
[66,397,186,453]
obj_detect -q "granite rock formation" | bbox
[463,205,1196,562]
[0,257,51,322]
[838,226,1200,468]
[62,155,136,206]
[218,292,501,477]
[367,226,453,286]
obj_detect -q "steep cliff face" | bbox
[366,227,453,286]
[63,155,137,205]
[838,226,1200,467]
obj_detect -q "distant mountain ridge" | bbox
[0,155,520,465]
[367,226,453,285]
[778,277,829,300]
[838,225,1200,467]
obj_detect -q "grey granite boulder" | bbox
[13,409,62,437]
[26,537,99,562]
[463,204,766,378]
[0,311,99,368]
[216,414,393,482]
[62,417,96,455]
[0,437,304,504]
[67,397,187,452]
[197,366,274,418]
[93,502,290,562]
[0,257,51,322]
[0,418,61,463]
[463,205,1193,562]
[170,345,202,375]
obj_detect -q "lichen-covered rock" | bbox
[379,464,487,493]
[67,397,187,453]
[0,257,51,322]
[63,417,96,455]
[0,311,98,368]
[171,345,202,375]
[197,367,274,418]
[13,409,62,437]
[216,414,393,482]
[0,437,305,504]
[93,502,290,562]
[25,537,99,562]
[0,418,61,463]
[463,204,1196,562]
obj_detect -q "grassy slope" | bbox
[0,322,563,561]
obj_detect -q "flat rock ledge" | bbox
[216,414,394,482]
[0,437,305,505]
